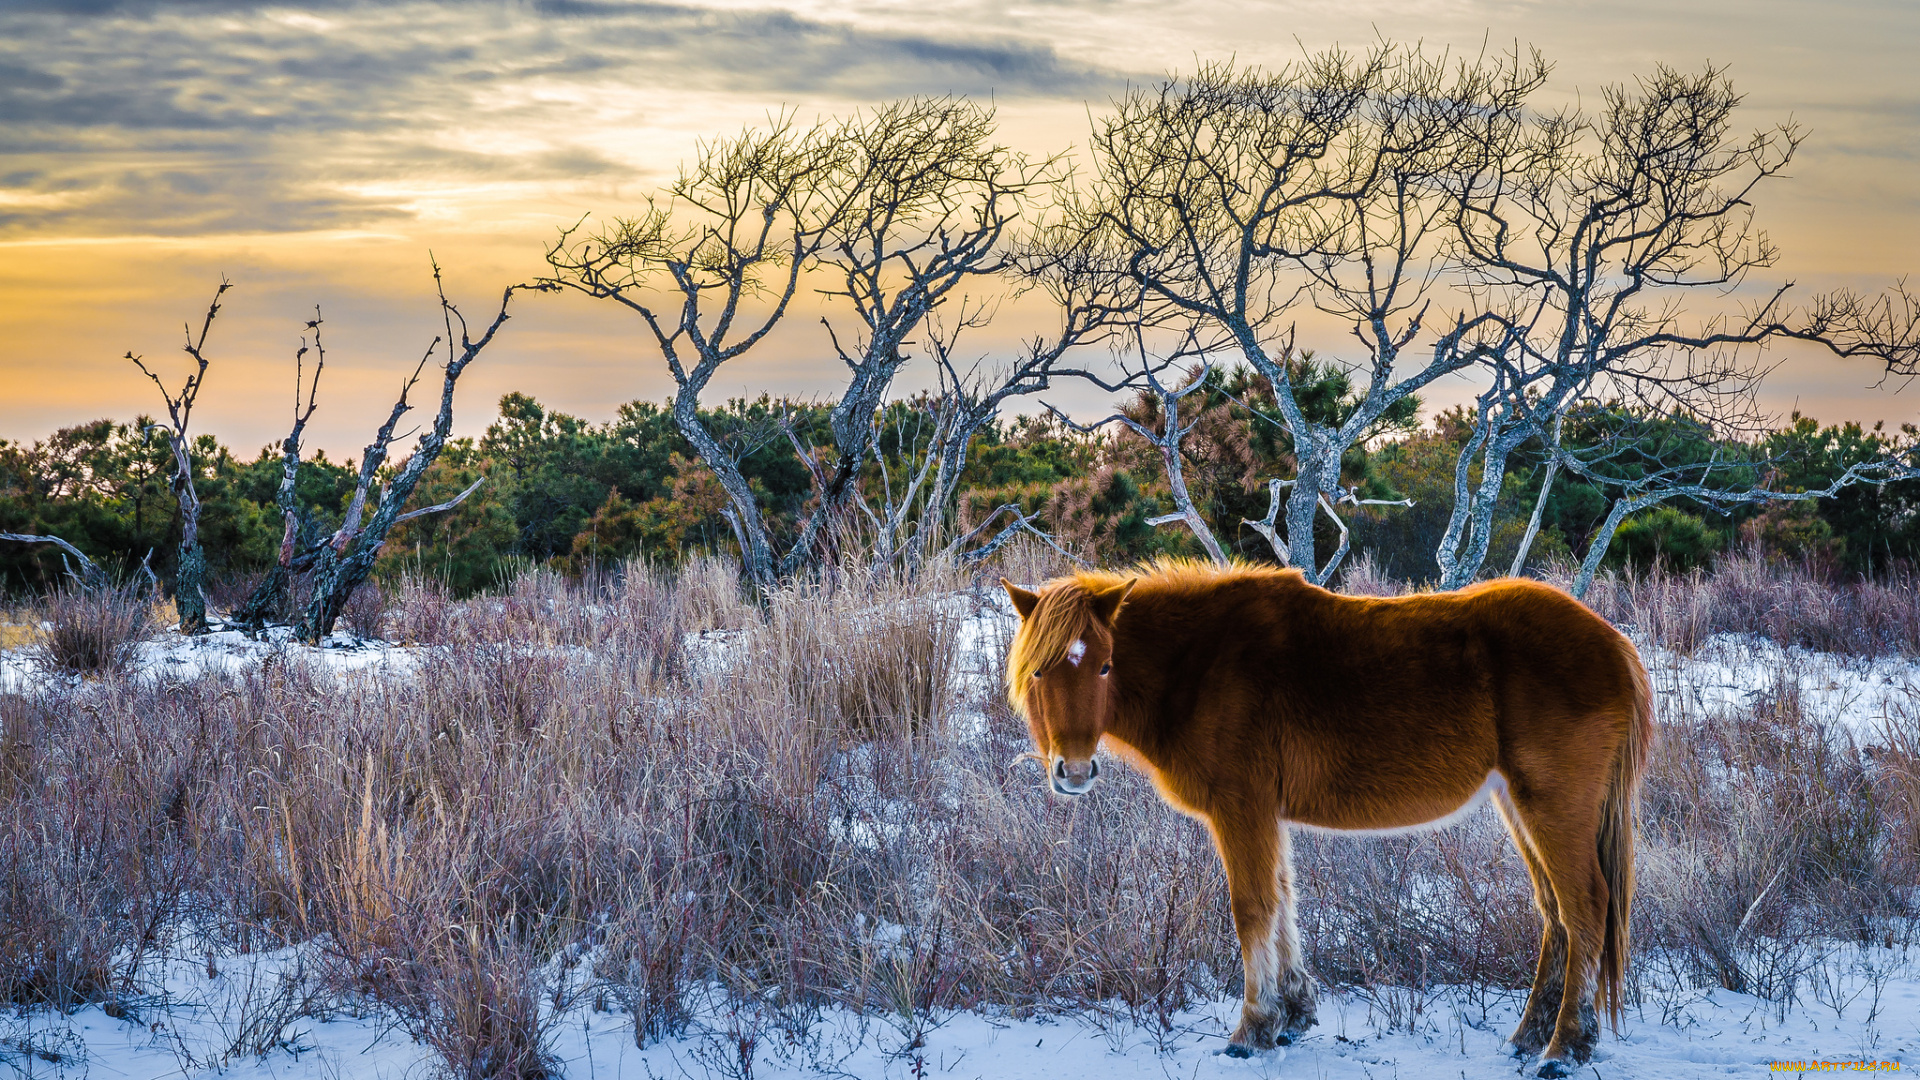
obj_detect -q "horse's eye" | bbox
[1032,670,1042,679]
[1099,662,1111,676]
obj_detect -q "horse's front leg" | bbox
[1215,813,1318,1056]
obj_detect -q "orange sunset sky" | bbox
[2,0,1917,459]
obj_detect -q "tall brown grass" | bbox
[32,585,154,676]
[1571,548,1920,657]
[0,550,1912,1076]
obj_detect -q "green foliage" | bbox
[0,420,354,594]
[1738,501,1841,570]
[4,385,1914,602]
[1609,506,1721,574]
[1756,414,1920,575]
[381,452,520,596]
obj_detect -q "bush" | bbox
[1577,550,1920,657]
[1634,667,1908,1003]
[1610,506,1721,574]
[339,581,387,640]
[33,585,153,676]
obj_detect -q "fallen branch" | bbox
[1,532,109,592]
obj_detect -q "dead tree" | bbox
[233,309,327,632]
[127,278,229,634]
[1041,335,1231,563]
[1436,66,1920,587]
[545,111,850,589]
[784,99,1080,576]
[296,267,524,641]
[880,261,1129,571]
[1075,47,1546,583]
[547,99,1098,588]
[1240,477,1415,581]
[1507,411,1565,577]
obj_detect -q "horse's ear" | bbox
[1090,578,1136,626]
[1002,578,1040,620]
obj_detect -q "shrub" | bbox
[33,585,153,676]
[1610,506,1721,574]
[339,581,388,640]
[1575,550,1920,657]
[1634,667,1908,1004]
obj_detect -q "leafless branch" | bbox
[391,476,487,525]
[0,532,109,591]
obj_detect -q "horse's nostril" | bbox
[1088,758,1100,780]
[1053,759,1067,780]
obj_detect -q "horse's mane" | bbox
[1005,581,1095,714]
[1005,558,1300,712]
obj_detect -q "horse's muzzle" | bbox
[1050,756,1100,796]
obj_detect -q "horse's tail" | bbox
[1598,632,1653,1028]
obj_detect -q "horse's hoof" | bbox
[1218,1043,1255,1059]
[1503,1040,1533,1060]
[1273,1033,1294,1047]
[1535,1059,1573,1078]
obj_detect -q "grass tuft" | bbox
[32,585,153,676]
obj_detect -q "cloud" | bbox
[0,0,1129,238]
[527,0,1117,97]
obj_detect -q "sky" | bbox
[1,0,1917,459]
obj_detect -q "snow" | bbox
[1642,632,1918,739]
[0,626,415,695]
[10,964,1915,1079]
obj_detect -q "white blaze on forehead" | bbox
[1066,639,1087,666]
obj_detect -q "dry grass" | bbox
[31,585,154,676]
[1632,666,1917,1013]
[0,550,1913,1076]
[1570,548,1920,657]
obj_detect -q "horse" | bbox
[1002,560,1651,1078]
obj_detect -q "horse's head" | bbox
[1002,576,1135,797]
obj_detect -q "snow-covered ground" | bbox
[2,603,1916,1079]
[1643,632,1918,740]
[0,625,414,694]
[8,955,1915,1079]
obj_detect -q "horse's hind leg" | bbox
[1493,786,1566,1059]
[1214,813,1318,1056]
[1269,827,1318,1039]
[1507,785,1609,1078]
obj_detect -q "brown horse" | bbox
[1002,561,1651,1078]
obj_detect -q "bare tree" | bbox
[233,310,328,632]
[1507,411,1565,577]
[1043,342,1230,563]
[127,278,229,634]
[784,98,1064,576]
[880,257,1131,570]
[1073,46,1547,583]
[546,111,853,589]
[296,266,526,641]
[1434,66,1920,587]
[547,99,1110,587]
[1239,476,1416,581]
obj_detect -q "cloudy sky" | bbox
[2,0,1916,457]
